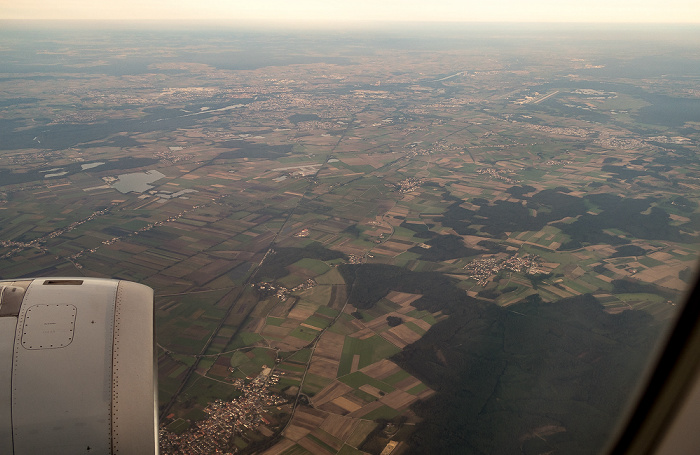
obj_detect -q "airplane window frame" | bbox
[608,267,700,454]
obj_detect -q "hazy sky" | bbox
[2,0,700,24]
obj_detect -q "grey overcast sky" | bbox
[1,0,699,23]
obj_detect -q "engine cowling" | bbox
[0,278,157,454]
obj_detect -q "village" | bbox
[463,253,543,286]
[159,367,287,454]
[395,177,423,193]
[253,278,317,301]
[476,167,520,185]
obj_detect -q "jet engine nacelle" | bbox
[0,278,157,454]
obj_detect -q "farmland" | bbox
[1,23,700,454]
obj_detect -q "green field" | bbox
[292,258,332,275]
[338,371,395,393]
[337,336,401,376]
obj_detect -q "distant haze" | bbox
[2,0,700,24]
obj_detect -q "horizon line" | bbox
[2,19,700,29]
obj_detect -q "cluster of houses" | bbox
[159,367,286,454]
[464,254,542,286]
[476,167,519,185]
[254,278,317,301]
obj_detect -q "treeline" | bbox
[215,140,293,160]
[338,263,474,311]
[407,234,481,262]
[256,242,345,281]
[557,194,693,249]
[337,263,663,455]
[612,278,677,301]
[393,293,662,455]
[611,245,648,258]
[438,188,587,237]
[433,187,694,250]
